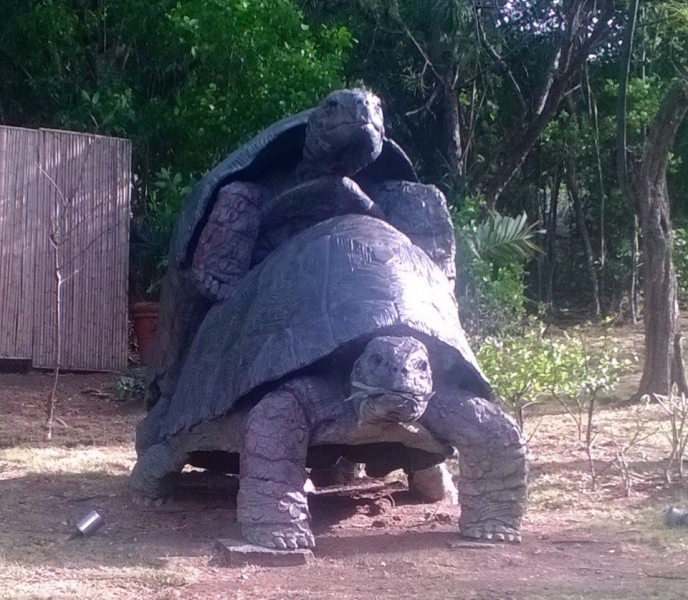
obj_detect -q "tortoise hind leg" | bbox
[309,456,365,487]
[407,463,459,504]
[420,390,527,542]
[238,388,314,549]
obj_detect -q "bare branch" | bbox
[471,0,527,113]
[405,85,441,118]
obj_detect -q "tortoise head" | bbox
[349,336,433,425]
[297,89,384,181]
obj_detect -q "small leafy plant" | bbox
[115,374,145,402]
[477,321,633,429]
[478,321,635,489]
[130,168,196,300]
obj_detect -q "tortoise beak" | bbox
[351,390,432,425]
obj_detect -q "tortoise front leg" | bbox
[192,181,264,301]
[130,440,187,502]
[238,389,315,549]
[420,390,527,542]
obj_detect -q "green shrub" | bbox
[114,374,145,402]
[459,260,528,337]
[130,168,196,300]
[454,200,540,337]
[5,0,351,180]
[477,320,634,427]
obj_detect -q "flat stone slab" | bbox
[447,540,496,550]
[215,538,313,567]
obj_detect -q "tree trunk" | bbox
[635,175,685,397]
[441,78,464,185]
[545,169,561,312]
[482,103,560,211]
[632,81,688,399]
[566,154,601,317]
[630,214,640,324]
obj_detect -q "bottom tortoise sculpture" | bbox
[131,215,527,547]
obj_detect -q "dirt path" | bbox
[1,333,687,599]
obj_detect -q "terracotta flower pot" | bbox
[130,301,159,365]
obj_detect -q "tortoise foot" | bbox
[131,492,167,508]
[460,521,521,543]
[241,522,315,550]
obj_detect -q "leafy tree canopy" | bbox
[0,0,351,183]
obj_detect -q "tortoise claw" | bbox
[460,523,521,544]
[273,536,287,550]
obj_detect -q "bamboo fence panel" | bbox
[0,126,131,370]
[0,127,39,360]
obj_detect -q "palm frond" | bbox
[463,212,542,267]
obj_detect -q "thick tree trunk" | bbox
[636,177,682,397]
[632,81,688,399]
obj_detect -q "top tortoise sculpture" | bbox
[147,88,456,409]
[132,215,527,549]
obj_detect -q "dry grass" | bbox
[0,561,194,600]
[1,445,135,478]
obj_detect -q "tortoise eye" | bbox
[327,99,338,109]
[418,360,428,372]
[372,354,383,366]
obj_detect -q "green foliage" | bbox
[600,75,671,158]
[129,168,196,300]
[459,260,529,338]
[4,1,350,178]
[455,202,540,336]
[477,321,634,426]
[463,212,541,267]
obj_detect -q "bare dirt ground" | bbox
[1,320,688,599]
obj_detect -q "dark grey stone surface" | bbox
[215,538,313,567]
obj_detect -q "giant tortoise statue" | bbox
[147,89,456,411]
[132,215,527,548]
